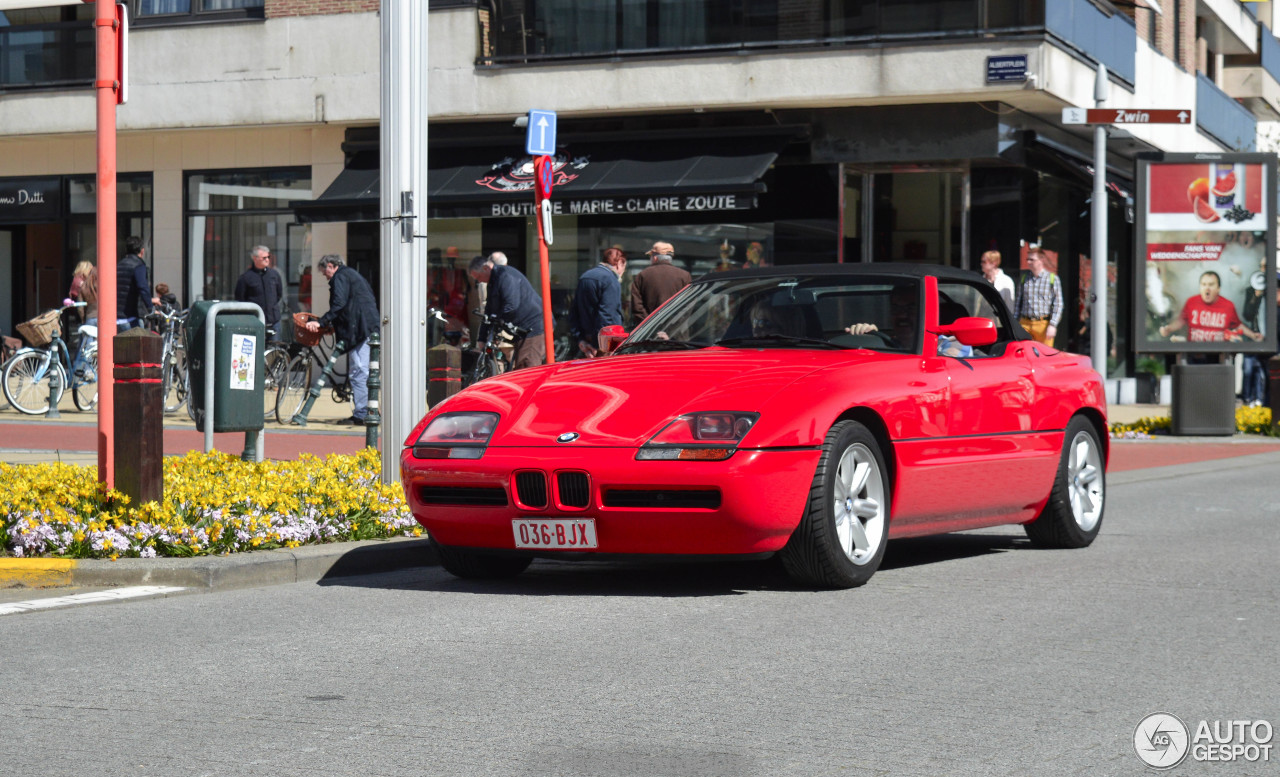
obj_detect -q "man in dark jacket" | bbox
[468,253,547,370]
[570,247,627,357]
[630,240,691,324]
[305,255,379,425]
[117,235,158,329]
[233,245,283,331]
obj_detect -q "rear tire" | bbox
[780,420,890,589]
[469,354,499,386]
[432,539,532,580]
[262,346,289,421]
[1024,416,1105,548]
[72,351,98,411]
[276,354,311,424]
[3,350,66,415]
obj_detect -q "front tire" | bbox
[262,347,289,421]
[3,350,66,415]
[432,539,532,580]
[276,354,311,424]
[72,351,98,411]
[1024,416,1105,548]
[780,420,890,589]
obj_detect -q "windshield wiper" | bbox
[716,334,851,350]
[616,338,705,354]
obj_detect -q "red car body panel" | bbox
[400,266,1107,558]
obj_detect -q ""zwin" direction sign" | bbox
[1062,108,1191,125]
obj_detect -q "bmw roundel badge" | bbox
[556,432,580,443]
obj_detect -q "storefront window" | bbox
[844,167,965,265]
[185,168,310,311]
[66,174,153,292]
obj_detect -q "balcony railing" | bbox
[1261,27,1280,87]
[0,19,93,91]
[1197,72,1257,151]
[480,0,1135,83]
[1044,0,1135,83]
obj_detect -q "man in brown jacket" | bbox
[630,240,691,324]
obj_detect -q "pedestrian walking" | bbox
[305,255,379,426]
[234,245,284,331]
[630,240,691,324]
[117,236,158,330]
[980,250,1015,312]
[570,247,627,357]
[1015,246,1064,346]
[468,254,547,370]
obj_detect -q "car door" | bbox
[901,279,1053,531]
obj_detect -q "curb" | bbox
[0,536,436,590]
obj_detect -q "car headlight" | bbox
[412,412,499,459]
[636,412,758,461]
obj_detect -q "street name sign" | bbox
[1062,108,1191,125]
[526,109,557,156]
[986,55,1027,83]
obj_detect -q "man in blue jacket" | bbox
[570,247,627,357]
[468,253,547,370]
[117,235,158,329]
[305,255,379,425]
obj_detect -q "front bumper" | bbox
[400,446,821,555]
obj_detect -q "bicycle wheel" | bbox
[162,346,188,414]
[72,350,98,411]
[262,346,290,421]
[470,354,499,385]
[276,353,312,424]
[3,350,66,415]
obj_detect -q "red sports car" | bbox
[400,263,1107,588]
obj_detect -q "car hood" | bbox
[451,349,868,447]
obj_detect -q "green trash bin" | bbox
[186,300,265,434]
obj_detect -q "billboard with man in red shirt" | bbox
[1135,153,1277,354]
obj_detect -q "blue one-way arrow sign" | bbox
[526,110,557,156]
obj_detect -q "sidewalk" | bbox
[0,392,382,465]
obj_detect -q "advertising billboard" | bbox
[1135,153,1277,354]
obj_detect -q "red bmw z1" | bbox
[400,263,1107,589]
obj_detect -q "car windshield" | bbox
[622,275,922,354]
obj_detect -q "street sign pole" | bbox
[533,154,555,363]
[1092,64,1109,382]
[95,0,118,487]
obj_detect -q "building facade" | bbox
[1,0,1277,378]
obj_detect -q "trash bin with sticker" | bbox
[186,300,265,435]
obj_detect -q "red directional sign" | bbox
[1062,108,1192,125]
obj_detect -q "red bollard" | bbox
[113,328,164,505]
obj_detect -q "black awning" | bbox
[292,135,784,222]
[290,166,379,224]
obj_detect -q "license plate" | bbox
[512,519,597,550]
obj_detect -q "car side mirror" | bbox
[598,325,628,355]
[937,316,997,347]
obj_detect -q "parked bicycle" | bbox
[261,328,290,422]
[144,306,190,415]
[463,312,528,387]
[2,302,98,414]
[275,312,351,424]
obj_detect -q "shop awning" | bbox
[292,135,784,223]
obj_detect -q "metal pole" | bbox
[379,0,427,484]
[1091,63,1109,381]
[365,329,381,449]
[95,0,117,486]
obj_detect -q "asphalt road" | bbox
[2,459,1278,777]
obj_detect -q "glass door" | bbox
[842,166,968,267]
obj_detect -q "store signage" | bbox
[986,55,1027,83]
[0,178,61,223]
[1062,108,1191,125]
[480,193,752,218]
[1134,153,1277,354]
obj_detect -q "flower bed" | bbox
[1110,406,1275,437]
[1,449,420,560]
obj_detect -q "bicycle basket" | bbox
[292,312,331,347]
[17,309,61,347]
